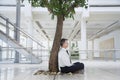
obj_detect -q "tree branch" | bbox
[65,0,87,16]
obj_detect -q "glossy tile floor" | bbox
[0,60,120,80]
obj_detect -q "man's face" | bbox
[63,40,68,48]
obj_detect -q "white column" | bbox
[26,18,33,49]
[0,46,2,61]
[14,0,21,63]
[23,1,33,49]
[87,40,93,60]
[94,39,100,57]
[80,18,87,59]
[23,1,34,63]
[80,0,89,60]
[92,40,94,59]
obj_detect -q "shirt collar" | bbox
[61,47,67,51]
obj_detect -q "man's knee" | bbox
[80,63,84,69]
[74,62,84,70]
[77,63,84,70]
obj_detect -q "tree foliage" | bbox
[22,0,87,20]
[22,0,87,72]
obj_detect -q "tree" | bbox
[23,0,87,72]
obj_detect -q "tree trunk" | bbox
[49,15,64,72]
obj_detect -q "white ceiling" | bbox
[0,0,120,41]
[32,8,120,41]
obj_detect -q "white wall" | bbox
[93,39,100,57]
[89,0,120,5]
[93,29,120,58]
[0,0,16,4]
[78,40,93,59]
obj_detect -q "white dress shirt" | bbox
[58,48,72,68]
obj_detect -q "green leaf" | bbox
[25,0,87,20]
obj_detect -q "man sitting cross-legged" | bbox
[58,38,84,73]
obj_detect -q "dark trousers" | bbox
[60,62,84,73]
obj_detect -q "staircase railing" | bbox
[0,14,45,60]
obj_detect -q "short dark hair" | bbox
[60,38,68,46]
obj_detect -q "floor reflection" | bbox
[0,61,120,80]
[0,64,42,80]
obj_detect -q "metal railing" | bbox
[0,47,119,63]
[0,14,44,47]
[0,47,49,63]
[70,49,120,61]
[0,14,45,61]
